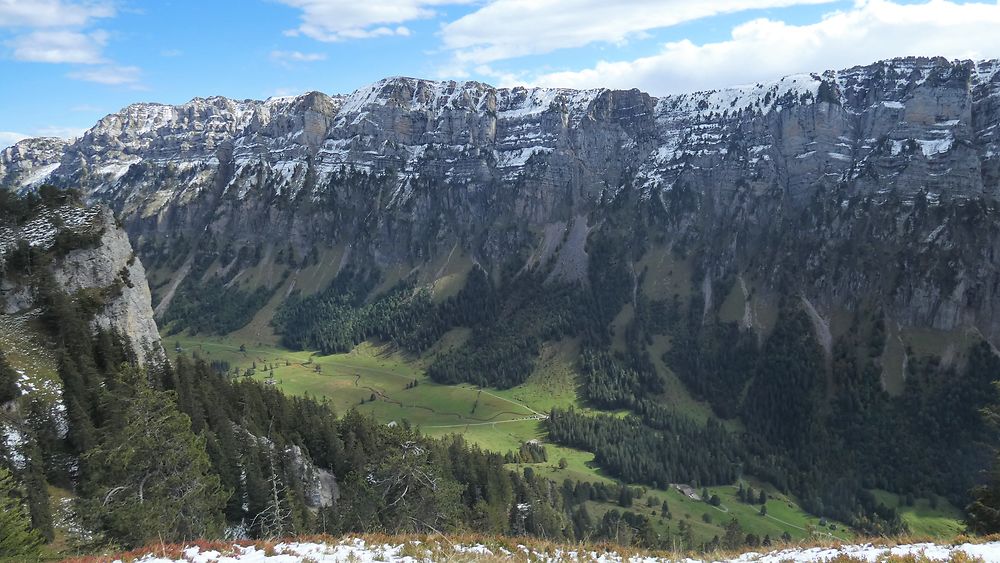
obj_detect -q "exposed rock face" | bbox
[0,205,164,364]
[4,56,1000,344]
[240,430,339,510]
[288,444,339,509]
[0,137,68,189]
[53,209,164,364]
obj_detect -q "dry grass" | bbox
[56,532,1000,563]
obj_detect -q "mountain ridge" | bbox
[4,55,998,202]
[6,55,1000,552]
[3,54,1000,347]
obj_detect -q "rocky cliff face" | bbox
[0,204,164,364]
[4,56,1000,347]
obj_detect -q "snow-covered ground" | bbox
[129,538,1000,562]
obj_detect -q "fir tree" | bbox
[0,350,20,404]
[22,443,54,541]
[0,467,42,558]
[80,371,227,547]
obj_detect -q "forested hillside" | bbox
[5,56,1000,557]
[1,190,738,558]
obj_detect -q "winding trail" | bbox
[422,415,548,429]
[722,485,848,541]
[763,513,848,541]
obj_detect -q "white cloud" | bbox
[525,0,1000,94]
[6,29,108,64]
[0,126,84,149]
[0,0,114,28]
[0,131,28,149]
[270,50,328,66]
[441,0,834,65]
[160,48,183,57]
[1,0,140,86]
[276,0,468,41]
[34,125,86,139]
[67,65,142,87]
[471,64,530,87]
[270,87,304,98]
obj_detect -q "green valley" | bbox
[168,331,918,546]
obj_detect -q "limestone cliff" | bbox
[4,56,1000,347]
[0,204,163,364]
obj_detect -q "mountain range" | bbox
[4,55,1000,552]
[3,56,1000,351]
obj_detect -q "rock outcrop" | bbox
[0,204,164,364]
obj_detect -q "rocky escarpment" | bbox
[0,137,68,190]
[3,56,1000,346]
[0,204,164,364]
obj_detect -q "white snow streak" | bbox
[127,539,1000,563]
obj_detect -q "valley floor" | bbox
[166,334,878,545]
[93,536,1000,563]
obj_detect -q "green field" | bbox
[578,482,855,546]
[168,331,883,544]
[169,336,541,433]
[871,490,965,538]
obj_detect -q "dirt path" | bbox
[764,513,848,541]
[422,415,548,429]
[478,389,545,417]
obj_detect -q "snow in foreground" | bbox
[129,538,1000,562]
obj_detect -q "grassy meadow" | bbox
[168,331,929,545]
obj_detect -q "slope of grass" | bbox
[0,311,60,396]
[717,279,746,325]
[647,334,728,427]
[871,490,965,538]
[169,332,845,547]
[580,482,852,547]
[637,246,693,300]
[169,336,539,430]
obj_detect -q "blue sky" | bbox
[2,0,1000,148]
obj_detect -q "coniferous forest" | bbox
[250,214,1000,539]
[0,191,695,556]
[5,176,1000,559]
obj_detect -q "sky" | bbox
[2,0,1000,149]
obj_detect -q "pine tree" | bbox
[251,435,294,539]
[23,444,54,541]
[0,350,20,404]
[0,467,42,557]
[618,486,633,508]
[81,372,227,547]
[967,378,1000,534]
[571,504,593,541]
[722,518,744,550]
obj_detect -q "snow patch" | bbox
[126,540,1000,563]
[20,162,59,187]
[916,135,954,157]
[496,146,552,168]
